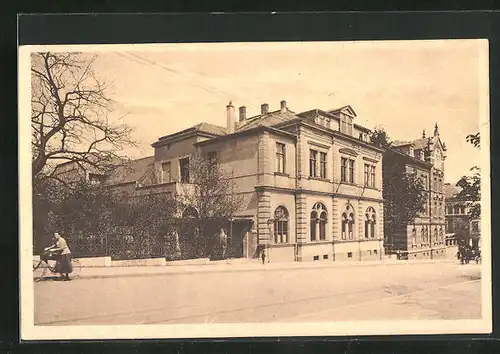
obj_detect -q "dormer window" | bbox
[340,114,353,136]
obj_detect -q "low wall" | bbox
[111,257,167,267]
[165,258,210,266]
[33,255,112,267]
[75,256,112,267]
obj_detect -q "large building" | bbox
[444,183,481,249]
[55,100,386,263]
[383,126,447,259]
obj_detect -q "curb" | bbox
[70,258,459,281]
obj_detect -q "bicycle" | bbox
[33,251,82,282]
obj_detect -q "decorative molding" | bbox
[307,140,331,150]
[339,148,358,157]
[362,156,379,164]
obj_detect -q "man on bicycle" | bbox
[44,232,73,281]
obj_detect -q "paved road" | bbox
[34,262,482,325]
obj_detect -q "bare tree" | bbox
[180,153,244,258]
[31,52,135,190]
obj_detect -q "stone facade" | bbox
[53,101,390,263]
[385,126,447,260]
[444,183,481,249]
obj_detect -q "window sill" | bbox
[308,176,331,182]
[306,240,331,245]
[274,172,290,177]
[335,238,382,243]
[363,185,380,191]
[336,238,356,243]
[339,181,357,186]
[269,242,293,248]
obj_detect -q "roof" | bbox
[385,147,432,169]
[193,122,227,136]
[392,140,413,148]
[327,105,357,117]
[444,183,462,199]
[105,156,155,185]
[154,122,227,147]
[235,109,298,132]
[413,137,431,150]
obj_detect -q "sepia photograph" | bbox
[19,39,491,339]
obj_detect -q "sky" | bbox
[85,40,485,184]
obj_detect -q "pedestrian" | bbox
[45,232,73,281]
[261,247,266,264]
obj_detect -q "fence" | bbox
[35,223,230,261]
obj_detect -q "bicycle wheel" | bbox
[70,259,82,279]
[33,259,47,281]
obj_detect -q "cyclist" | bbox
[44,232,73,281]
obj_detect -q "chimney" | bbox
[226,101,235,134]
[280,100,287,113]
[239,106,246,122]
[261,103,269,114]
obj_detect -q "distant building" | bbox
[383,126,447,259]
[444,183,480,249]
[55,100,386,263]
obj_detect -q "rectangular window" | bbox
[364,164,376,188]
[309,150,318,177]
[274,219,288,243]
[341,157,348,182]
[319,152,327,178]
[313,255,319,261]
[161,162,171,183]
[179,157,190,183]
[370,165,376,187]
[323,254,328,260]
[374,249,378,255]
[347,252,353,258]
[88,173,105,185]
[349,159,355,183]
[207,151,217,166]
[276,143,285,173]
[347,121,353,135]
[341,118,347,134]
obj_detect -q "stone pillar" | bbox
[296,193,308,243]
[257,191,272,245]
[258,133,270,185]
[295,193,307,261]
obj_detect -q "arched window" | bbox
[434,227,438,243]
[439,227,443,243]
[310,202,328,241]
[364,207,376,239]
[273,206,289,244]
[412,226,417,246]
[421,227,426,244]
[342,204,355,240]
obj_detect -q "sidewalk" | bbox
[66,257,459,280]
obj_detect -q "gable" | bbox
[328,105,357,118]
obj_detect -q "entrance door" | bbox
[228,220,252,258]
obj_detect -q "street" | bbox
[34,261,482,325]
